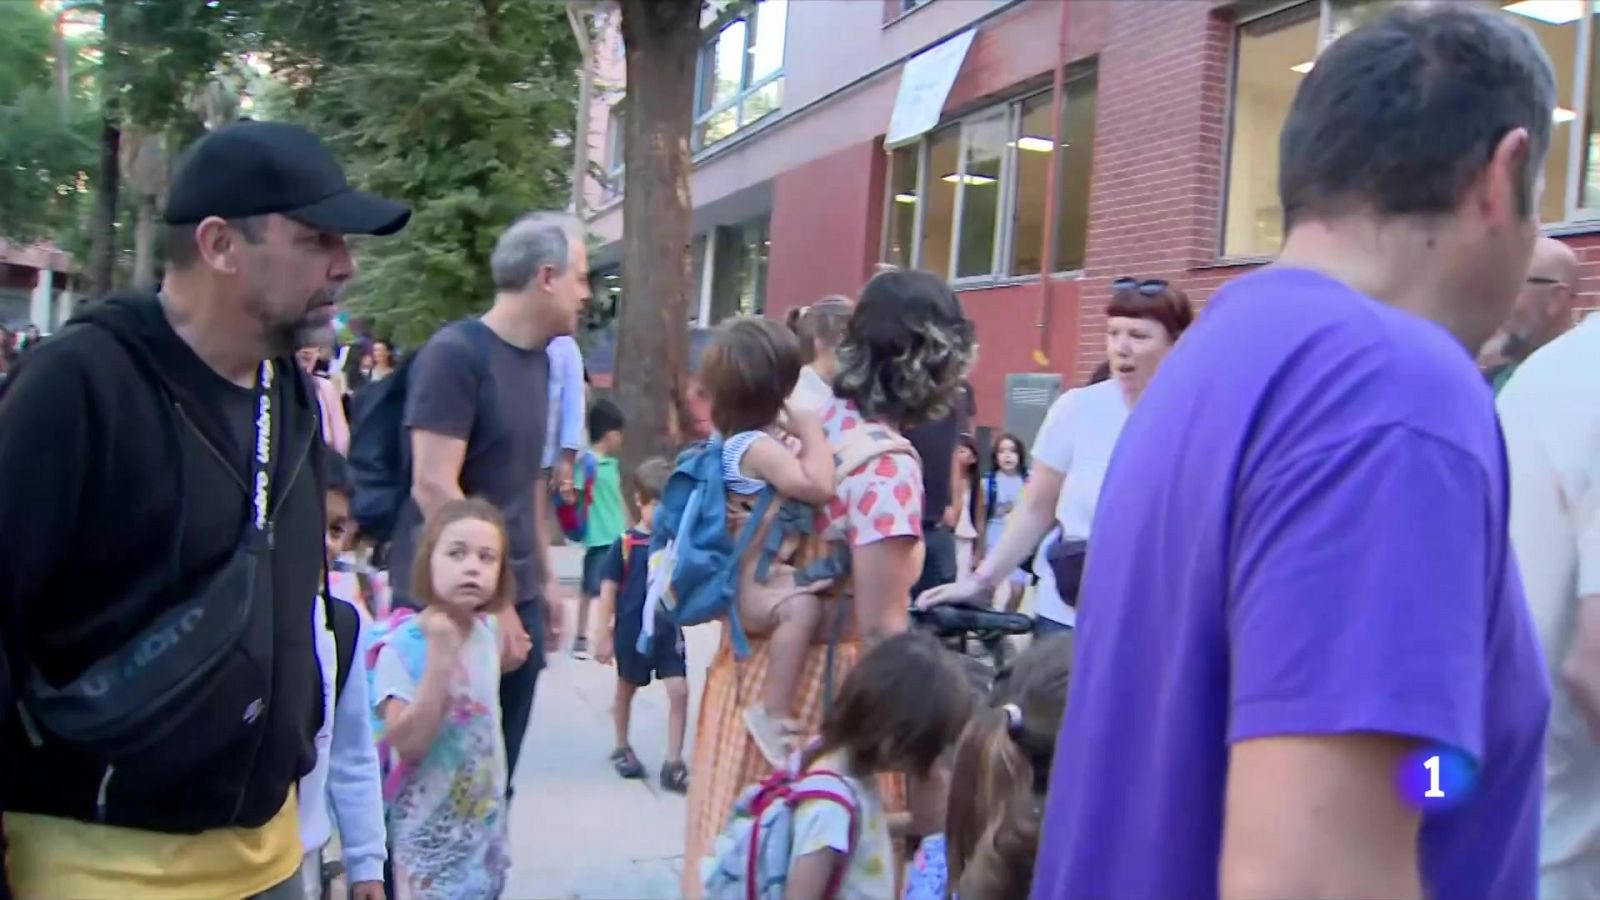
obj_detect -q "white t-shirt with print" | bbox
[372,615,509,898]
[1028,379,1129,624]
[1498,314,1600,893]
[789,753,895,900]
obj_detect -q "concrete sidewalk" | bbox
[503,543,720,900]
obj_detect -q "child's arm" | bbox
[594,538,625,664]
[742,406,834,504]
[785,850,847,900]
[327,614,388,889]
[595,577,619,664]
[380,612,464,765]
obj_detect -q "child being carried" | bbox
[699,317,841,765]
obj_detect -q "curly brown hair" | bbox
[833,269,974,429]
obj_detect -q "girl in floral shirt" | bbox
[369,498,528,899]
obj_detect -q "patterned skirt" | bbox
[682,630,905,897]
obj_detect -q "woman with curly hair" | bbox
[683,269,975,896]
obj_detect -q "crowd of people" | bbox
[1,3,1598,899]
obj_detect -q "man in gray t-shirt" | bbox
[389,320,550,610]
[388,211,591,784]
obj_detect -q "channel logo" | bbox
[1395,745,1477,810]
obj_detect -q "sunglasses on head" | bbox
[1112,277,1169,296]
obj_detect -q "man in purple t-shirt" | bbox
[1031,6,1552,899]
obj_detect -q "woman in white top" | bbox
[784,296,853,412]
[920,278,1195,631]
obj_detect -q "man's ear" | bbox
[193,216,245,275]
[1479,126,1533,226]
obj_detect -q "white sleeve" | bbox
[328,614,389,883]
[1031,390,1078,476]
[372,643,417,707]
[791,795,854,859]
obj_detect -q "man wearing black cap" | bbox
[0,120,408,898]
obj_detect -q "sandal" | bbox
[661,760,689,794]
[610,746,645,779]
[744,706,803,767]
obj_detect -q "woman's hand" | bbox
[916,572,996,610]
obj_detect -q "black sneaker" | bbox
[661,760,689,794]
[610,746,645,779]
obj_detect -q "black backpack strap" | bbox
[455,319,503,464]
[327,592,359,703]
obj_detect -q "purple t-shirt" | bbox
[1031,268,1548,899]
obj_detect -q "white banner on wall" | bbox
[886,29,977,148]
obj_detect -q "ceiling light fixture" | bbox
[941,173,998,186]
[1554,107,1577,123]
[1290,61,1314,74]
[1503,0,1582,26]
[894,192,917,204]
[1014,136,1055,153]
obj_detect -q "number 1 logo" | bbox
[1423,754,1445,798]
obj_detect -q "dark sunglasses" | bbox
[1112,276,1169,296]
[1526,275,1564,287]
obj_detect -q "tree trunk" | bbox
[616,0,699,477]
[131,192,158,290]
[89,115,122,298]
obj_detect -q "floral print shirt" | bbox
[371,614,508,899]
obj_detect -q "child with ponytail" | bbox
[906,634,1073,900]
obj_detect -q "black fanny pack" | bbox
[1046,537,1088,609]
[20,361,278,761]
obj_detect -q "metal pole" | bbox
[1034,0,1072,369]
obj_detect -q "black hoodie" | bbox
[0,293,324,833]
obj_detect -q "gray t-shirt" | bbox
[389,320,549,609]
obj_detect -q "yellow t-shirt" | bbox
[4,791,301,899]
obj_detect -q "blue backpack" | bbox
[641,427,913,660]
[642,438,773,659]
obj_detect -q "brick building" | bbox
[583,0,1600,438]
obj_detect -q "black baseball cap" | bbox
[163,120,411,236]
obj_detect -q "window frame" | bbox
[881,73,1096,284]
[1222,0,1600,257]
[605,101,626,198]
[693,0,787,151]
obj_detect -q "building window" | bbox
[1224,0,1594,258]
[882,72,1098,281]
[694,0,787,150]
[605,102,625,198]
[901,0,932,12]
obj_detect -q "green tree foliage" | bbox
[256,0,581,346]
[0,1,96,246]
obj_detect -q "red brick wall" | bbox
[1072,0,1235,381]
[766,139,883,322]
[960,278,1086,429]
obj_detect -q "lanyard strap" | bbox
[250,360,275,546]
